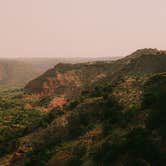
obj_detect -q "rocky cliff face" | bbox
[25,63,110,100]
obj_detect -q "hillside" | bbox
[119,48,166,75]
[25,62,112,97]
[25,48,166,98]
[0,49,166,166]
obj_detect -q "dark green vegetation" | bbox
[0,89,47,156]
[0,49,166,166]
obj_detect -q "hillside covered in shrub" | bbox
[0,49,166,166]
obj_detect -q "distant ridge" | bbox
[25,48,166,98]
[0,59,38,86]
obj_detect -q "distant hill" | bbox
[20,57,120,73]
[0,59,38,87]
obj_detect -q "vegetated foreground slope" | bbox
[0,48,166,166]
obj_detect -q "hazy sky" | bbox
[0,0,166,58]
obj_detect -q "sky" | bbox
[0,0,166,58]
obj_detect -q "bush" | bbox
[124,128,160,163]
[36,96,53,107]
[90,140,121,165]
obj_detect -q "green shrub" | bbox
[124,128,160,163]
[90,140,121,165]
